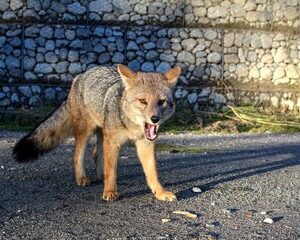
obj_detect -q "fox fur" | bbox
[13,64,181,202]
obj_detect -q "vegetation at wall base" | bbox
[1,104,300,134]
[162,104,300,134]
[0,105,56,131]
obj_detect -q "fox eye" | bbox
[158,99,166,105]
[139,98,147,104]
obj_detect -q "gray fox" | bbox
[13,64,181,201]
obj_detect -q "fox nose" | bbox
[151,115,160,124]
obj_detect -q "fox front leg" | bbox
[135,139,176,201]
[102,136,120,201]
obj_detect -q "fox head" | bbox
[118,64,181,141]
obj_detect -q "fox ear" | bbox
[117,64,137,88]
[164,66,181,87]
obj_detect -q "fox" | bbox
[13,64,181,202]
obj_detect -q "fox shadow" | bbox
[120,142,300,200]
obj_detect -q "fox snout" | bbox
[142,109,163,141]
[150,115,160,124]
[146,107,162,124]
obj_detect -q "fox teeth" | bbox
[144,123,157,141]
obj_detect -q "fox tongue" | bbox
[145,123,157,140]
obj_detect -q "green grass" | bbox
[228,105,300,133]
[0,105,56,131]
[156,143,212,154]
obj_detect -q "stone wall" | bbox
[223,30,300,85]
[186,0,300,30]
[0,0,300,112]
[0,0,185,25]
[1,0,299,29]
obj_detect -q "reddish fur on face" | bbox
[164,66,181,87]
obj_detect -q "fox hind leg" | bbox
[93,128,103,181]
[73,126,94,186]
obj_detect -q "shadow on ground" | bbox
[1,141,300,215]
[121,143,300,200]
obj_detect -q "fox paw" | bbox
[103,191,119,202]
[76,176,91,186]
[155,191,177,202]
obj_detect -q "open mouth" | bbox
[144,123,158,141]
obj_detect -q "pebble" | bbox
[263,217,274,224]
[222,208,234,215]
[192,187,202,193]
[205,223,215,228]
[173,210,197,218]
[161,218,171,223]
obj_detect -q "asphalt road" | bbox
[0,131,299,240]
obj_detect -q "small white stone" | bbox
[162,218,171,223]
[222,208,233,214]
[0,165,4,170]
[205,223,215,228]
[172,210,197,218]
[192,187,202,193]
[263,217,274,224]
[260,211,267,215]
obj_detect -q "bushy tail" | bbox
[13,101,73,163]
